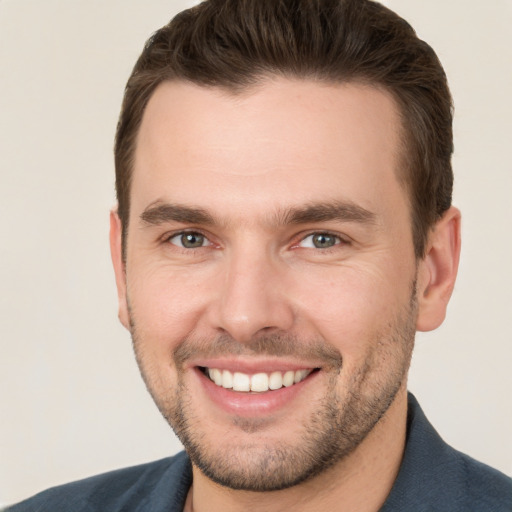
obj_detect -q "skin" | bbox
[110,78,461,512]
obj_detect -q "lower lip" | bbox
[194,367,319,417]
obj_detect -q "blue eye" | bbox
[169,232,209,248]
[299,233,340,249]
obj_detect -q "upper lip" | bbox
[189,357,321,374]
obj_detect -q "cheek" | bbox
[126,262,213,349]
[293,263,413,353]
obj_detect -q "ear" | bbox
[109,209,131,330]
[416,206,461,332]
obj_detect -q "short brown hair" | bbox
[115,0,453,258]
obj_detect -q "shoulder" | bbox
[5,452,192,512]
[453,449,512,510]
[382,394,512,511]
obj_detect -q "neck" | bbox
[186,387,409,512]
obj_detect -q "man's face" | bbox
[113,79,421,490]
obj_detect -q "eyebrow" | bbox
[140,203,215,226]
[140,200,376,228]
[280,201,376,226]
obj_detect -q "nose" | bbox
[207,248,295,343]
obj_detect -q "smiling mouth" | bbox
[200,367,318,393]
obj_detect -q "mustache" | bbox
[172,331,343,370]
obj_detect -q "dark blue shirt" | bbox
[6,394,512,511]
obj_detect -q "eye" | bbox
[299,233,341,249]
[168,232,210,249]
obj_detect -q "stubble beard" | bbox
[129,287,417,492]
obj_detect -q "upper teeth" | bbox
[207,368,312,392]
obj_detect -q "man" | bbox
[7,0,512,510]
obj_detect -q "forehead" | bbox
[131,78,405,223]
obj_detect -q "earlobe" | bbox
[109,209,131,331]
[416,206,461,332]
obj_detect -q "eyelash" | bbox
[163,229,349,253]
[164,230,213,250]
[293,231,349,251]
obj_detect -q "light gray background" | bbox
[1,0,511,506]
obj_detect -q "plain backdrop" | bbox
[1,0,511,506]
